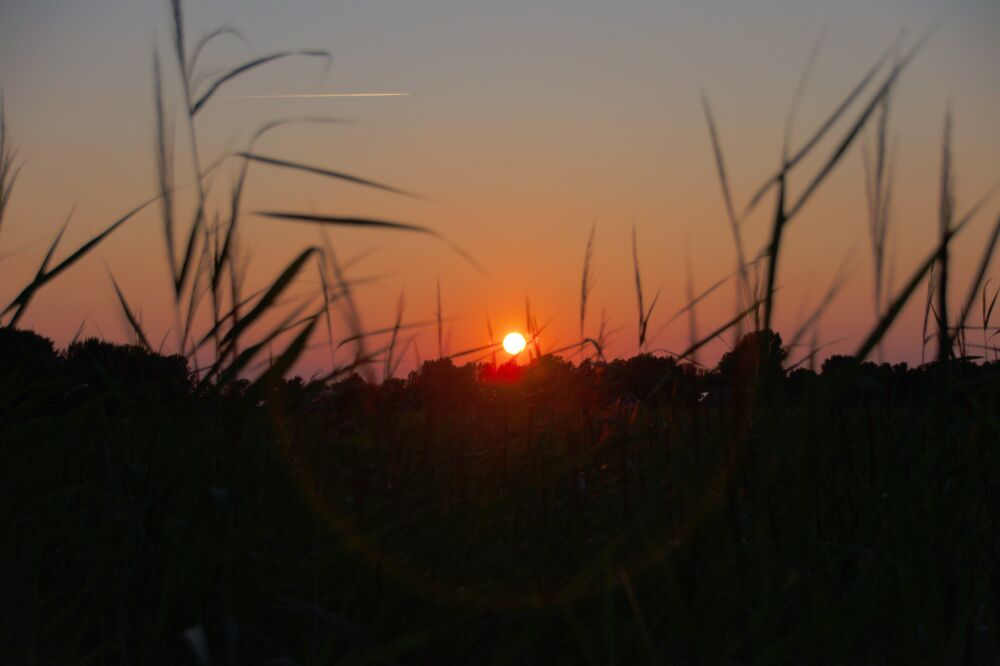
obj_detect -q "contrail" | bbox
[221,92,411,99]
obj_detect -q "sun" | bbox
[502,332,527,355]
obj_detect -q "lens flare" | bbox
[502,332,526,355]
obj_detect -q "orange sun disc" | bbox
[502,332,527,355]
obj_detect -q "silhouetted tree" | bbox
[718,330,787,388]
[63,338,192,408]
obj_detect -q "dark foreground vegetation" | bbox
[3,327,999,664]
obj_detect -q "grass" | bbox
[1,2,1000,663]
[2,334,999,663]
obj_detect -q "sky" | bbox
[1,0,999,377]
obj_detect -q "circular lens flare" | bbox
[502,332,527,355]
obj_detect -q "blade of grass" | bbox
[762,170,787,331]
[683,236,701,364]
[337,319,440,349]
[787,252,853,350]
[168,0,189,100]
[861,85,896,359]
[984,282,1000,361]
[239,152,421,199]
[187,26,248,81]
[632,224,645,349]
[190,50,331,115]
[854,209,975,361]
[787,336,849,371]
[957,213,1000,338]
[4,197,158,326]
[782,23,831,160]
[210,297,317,386]
[700,92,752,310]
[643,297,764,400]
[921,264,935,364]
[388,334,416,379]
[743,37,899,217]
[580,220,597,352]
[4,209,72,328]
[436,277,443,359]
[108,270,152,351]
[317,254,336,368]
[314,348,387,384]
[258,211,486,275]
[785,32,929,223]
[153,49,178,288]
[175,200,204,298]
[321,234,366,372]
[486,315,497,366]
[651,270,734,341]
[679,297,765,363]
[936,107,954,361]
[215,118,354,291]
[247,315,320,392]
[0,91,25,239]
[445,341,503,361]
[201,247,317,351]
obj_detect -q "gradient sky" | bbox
[1,0,999,376]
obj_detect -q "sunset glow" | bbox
[502,332,526,355]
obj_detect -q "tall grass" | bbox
[631,224,659,351]
[683,236,700,365]
[579,220,596,357]
[936,107,955,361]
[0,93,23,239]
[861,88,895,359]
[687,26,1000,370]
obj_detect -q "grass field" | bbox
[2,331,999,663]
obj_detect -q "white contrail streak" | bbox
[221,92,411,99]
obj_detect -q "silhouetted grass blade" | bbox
[187,27,248,81]
[0,92,24,237]
[175,200,204,297]
[248,315,320,392]
[153,50,178,290]
[679,298,765,362]
[213,247,318,350]
[4,210,72,328]
[190,50,331,115]
[261,211,487,276]
[211,298,314,386]
[109,271,152,351]
[215,119,354,291]
[337,319,440,350]
[957,212,1000,335]
[936,108,954,361]
[700,93,751,306]
[4,197,158,326]
[259,211,433,235]
[854,207,974,361]
[580,220,597,346]
[744,40,897,217]
[239,153,421,199]
[763,171,787,330]
[788,254,851,350]
[445,341,502,361]
[786,32,928,222]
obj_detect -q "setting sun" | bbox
[502,332,527,355]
